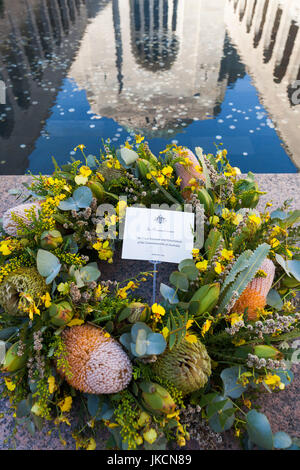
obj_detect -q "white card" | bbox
[121,207,195,264]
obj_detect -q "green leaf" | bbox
[178,259,196,271]
[37,249,61,284]
[273,431,292,449]
[87,394,100,417]
[276,369,294,387]
[80,263,101,283]
[221,366,248,398]
[219,407,236,428]
[199,392,218,407]
[206,399,228,419]
[195,147,211,189]
[207,396,235,432]
[204,229,223,262]
[16,399,31,419]
[266,289,283,310]
[160,283,179,304]
[282,210,300,227]
[221,250,253,293]
[119,147,139,166]
[118,307,132,322]
[0,327,19,341]
[26,420,36,436]
[180,265,199,281]
[246,410,273,450]
[287,259,300,282]
[169,271,189,292]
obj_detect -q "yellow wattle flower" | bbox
[58,396,73,413]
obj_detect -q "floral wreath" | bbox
[0,136,299,451]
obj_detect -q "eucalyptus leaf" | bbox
[287,259,300,282]
[146,333,167,355]
[169,271,189,292]
[73,186,93,209]
[273,431,292,449]
[246,410,273,450]
[16,399,31,419]
[270,210,288,220]
[180,265,199,281]
[26,420,36,436]
[86,154,97,168]
[87,394,100,417]
[37,249,61,285]
[266,289,283,310]
[119,148,139,167]
[207,395,235,432]
[276,369,294,386]
[58,197,78,211]
[160,283,179,304]
[221,366,248,399]
[80,263,101,283]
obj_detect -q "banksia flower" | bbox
[0,267,48,316]
[3,202,41,237]
[152,339,211,395]
[174,149,205,200]
[232,259,276,321]
[58,325,132,394]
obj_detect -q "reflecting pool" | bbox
[0,0,299,174]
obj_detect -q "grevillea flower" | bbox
[231,258,276,321]
[58,325,132,394]
[3,202,42,237]
[174,149,205,199]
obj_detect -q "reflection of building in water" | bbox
[130,0,179,72]
[0,0,110,173]
[225,0,300,168]
[69,0,245,137]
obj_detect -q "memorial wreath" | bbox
[0,136,299,450]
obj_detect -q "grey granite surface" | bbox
[0,173,299,450]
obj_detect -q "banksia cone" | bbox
[174,149,205,200]
[0,267,48,316]
[232,259,276,321]
[152,339,211,395]
[58,325,132,394]
[3,202,41,237]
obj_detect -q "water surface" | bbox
[0,0,299,174]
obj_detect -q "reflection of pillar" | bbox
[246,0,257,33]
[253,0,269,48]
[112,0,124,94]
[130,0,179,72]
[274,21,299,83]
[37,0,55,57]
[57,0,70,35]
[263,6,282,63]
[239,0,247,22]
[47,0,63,46]
[225,0,300,168]
[68,0,76,23]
